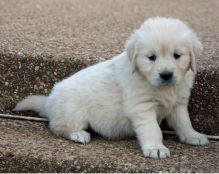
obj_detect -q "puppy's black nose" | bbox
[160,71,173,81]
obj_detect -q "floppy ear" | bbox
[189,33,203,74]
[125,32,138,73]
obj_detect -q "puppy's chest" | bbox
[154,88,180,115]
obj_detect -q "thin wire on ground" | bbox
[0,113,218,140]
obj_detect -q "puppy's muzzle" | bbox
[159,71,174,84]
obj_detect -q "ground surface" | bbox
[0,118,218,173]
[0,0,218,172]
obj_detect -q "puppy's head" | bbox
[126,17,203,87]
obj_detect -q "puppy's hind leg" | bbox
[49,118,91,144]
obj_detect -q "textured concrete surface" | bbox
[0,118,218,173]
[1,54,218,135]
[0,0,218,135]
[0,0,218,64]
[0,0,218,172]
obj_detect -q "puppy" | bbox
[14,17,208,159]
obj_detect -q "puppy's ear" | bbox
[125,32,138,73]
[189,33,203,74]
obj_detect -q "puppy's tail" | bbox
[13,95,47,115]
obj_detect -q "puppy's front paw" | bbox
[180,131,209,146]
[70,130,91,144]
[142,144,170,159]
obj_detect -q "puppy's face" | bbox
[136,36,192,87]
[126,18,203,87]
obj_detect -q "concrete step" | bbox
[0,118,218,173]
[0,0,218,172]
[1,52,218,135]
[0,0,218,135]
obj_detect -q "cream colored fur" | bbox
[14,17,208,159]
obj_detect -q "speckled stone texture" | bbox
[0,0,218,135]
[0,118,218,173]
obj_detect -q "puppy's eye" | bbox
[148,55,156,61]
[174,53,181,59]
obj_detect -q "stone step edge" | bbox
[0,52,218,135]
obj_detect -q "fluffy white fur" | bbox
[14,17,208,159]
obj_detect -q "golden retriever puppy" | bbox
[14,17,208,159]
